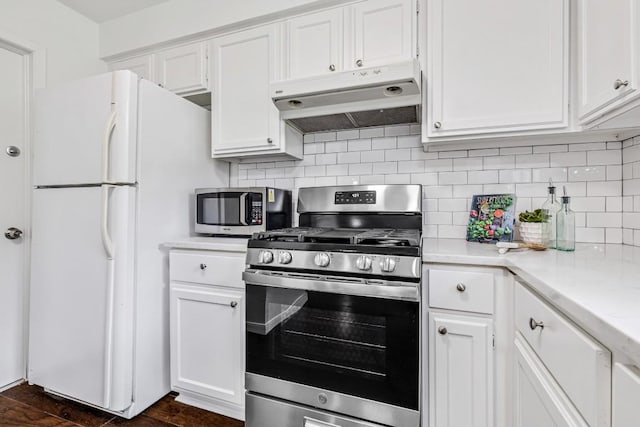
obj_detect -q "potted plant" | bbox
[518,209,549,245]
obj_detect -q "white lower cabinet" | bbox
[429,311,493,427]
[169,249,246,420]
[612,363,640,427]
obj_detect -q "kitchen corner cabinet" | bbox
[425,265,513,427]
[155,42,209,95]
[283,0,416,80]
[169,249,246,421]
[210,24,303,160]
[109,55,156,83]
[577,0,640,127]
[424,0,568,141]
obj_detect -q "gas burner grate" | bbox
[252,227,421,247]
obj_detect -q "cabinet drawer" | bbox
[613,363,640,427]
[428,269,494,314]
[514,282,611,427]
[170,250,245,288]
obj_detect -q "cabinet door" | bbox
[577,0,638,121]
[170,283,244,405]
[109,55,155,82]
[513,336,588,427]
[613,363,640,427]
[155,42,208,95]
[429,312,493,427]
[211,25,281,156]
[348,0,415,69]
[286,8,343,79]
[427,0,568,137]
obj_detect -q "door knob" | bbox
[4,227,23,240]
[438,326,448,335]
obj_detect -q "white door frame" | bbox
[0,30,45,390]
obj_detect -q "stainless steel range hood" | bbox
[271,60,421,133]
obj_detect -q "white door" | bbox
[427,0,568,137]
[577,0,637,120]
[29,185,136,411]
[286,8,344,79]
[170,283,244,405]
[210,24,281,155]
[429,311,493,427]
[0,44,26,390]
[33,71,138,186]
[348,0,415,69]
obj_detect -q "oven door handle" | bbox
[242,270,420,302]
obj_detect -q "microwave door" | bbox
[239,193,248,226]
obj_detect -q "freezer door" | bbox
[29,185,136,411]
[33,71,138,186]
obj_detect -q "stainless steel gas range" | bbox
[243,185,422,427]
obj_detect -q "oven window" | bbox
[246,284,419,410]
[197,193,242,225]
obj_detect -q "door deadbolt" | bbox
[6,146,20,157]
[4,227,23,240]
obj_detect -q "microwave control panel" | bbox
[250,201,262,224]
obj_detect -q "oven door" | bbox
[245,279,419,426]
[195,190,264,235]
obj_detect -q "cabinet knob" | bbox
[230,301,238,308]
[267,138,273,144]
[529,317,544,331]
[329,64,336,71]
[434,121,442,129]
[456,283,466,292]
[199,263,207,270]
[438,326,448,335]
[356,59,363,67]
[614,79,629,90]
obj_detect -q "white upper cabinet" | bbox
[348,0,415,69]
[425,0,568,140]
[109,55,155,83]
[210,24,302,160]
[286,8,344,79]
[283,0,416,80]
[577,0,639,124]
[155,42,209,95]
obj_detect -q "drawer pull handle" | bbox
[614,79,629,90]
[199,263,207,270]
[230,301,238,308]
[438,326,447,335]
[456,283,466,292]
[529,317,544,331]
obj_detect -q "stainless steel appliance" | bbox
[195,187,292,236]
[243,185,422,427]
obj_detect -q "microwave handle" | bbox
[239,193,249,225]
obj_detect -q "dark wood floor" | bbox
[0,383,244,427]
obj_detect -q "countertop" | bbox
[423,238,640,366]
[164,237,249,252]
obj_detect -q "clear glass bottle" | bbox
[556,188,575,252]
[541,180,561,249]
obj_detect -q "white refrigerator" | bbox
[28,71,228,417]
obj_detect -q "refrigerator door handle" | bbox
[100,183,116,408]
[102,111,117,183]
[101,185,114,260]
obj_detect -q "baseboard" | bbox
[174,389,245,421]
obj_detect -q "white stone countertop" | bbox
[164,236,249,252]
[423,238,640,366]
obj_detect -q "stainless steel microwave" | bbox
[195,187,292,236]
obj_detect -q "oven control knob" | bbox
[355,255,372,271]
[380,257,397,273]
[278,251,292,264]
[259,250,274,264]
[314,252,330,267]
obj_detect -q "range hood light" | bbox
[384,86,403,96]
[288,100,303,108]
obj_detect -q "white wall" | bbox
[100,0,342,58]
[0,0,105,86]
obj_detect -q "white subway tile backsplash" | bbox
[336,129,359,140]
[411,173,438,185]
[372,162,398,175]
[359,175,385,184]
[606,228,623,244]
[360,127,385,138]
[325,141,348,153]
[550,151,587,167]
[500,169,531,183]
[314,132,337,142]
[304,142,325,154]
[316,153,337,165]
[483,183,516,194]
[315,176,338,186]
[568,166,606,182]
[426,212,452,225]
[608,141,622,150]
[400,160,426,173]
[469,148,499,157]
[361,150,385,163]
[385,174,411,184]
[453,157,483,171]
[575,227,605,243]
[587,181,622,196]
[514,183,547,197]
[337,152,360,164]
[326,164,349,176]
[247,169,266,179]
[411,148,439,160]
[424,185,453,199]
[571,197,606,212]
[348,138,372,151]
[533,144,568,153]
[349,163,372,176]
[501,146,532,155]
[397,135,422,148]
[439,172,467,185]
[305,165,326,177]
[484,155,515,170]
[607,165,623,181]
[570,142,607,152]
[516,154,549,169]
[531,167,567,183]
[425,159,453,172]
[384,125,411,137]
[468,170,499,184]
[438,198,468,211]
[453,184,484,198]
[452,212,470,225]
[386,149,411,161]
[438,150,468,159]
[337,175,358,185]
[438,225,467,239]
[371,137,396,150]
[587,212,622,228]
[587,150,620,166]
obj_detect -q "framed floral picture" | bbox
[466,194,516,243]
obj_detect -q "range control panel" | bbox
[334,191,377,205]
